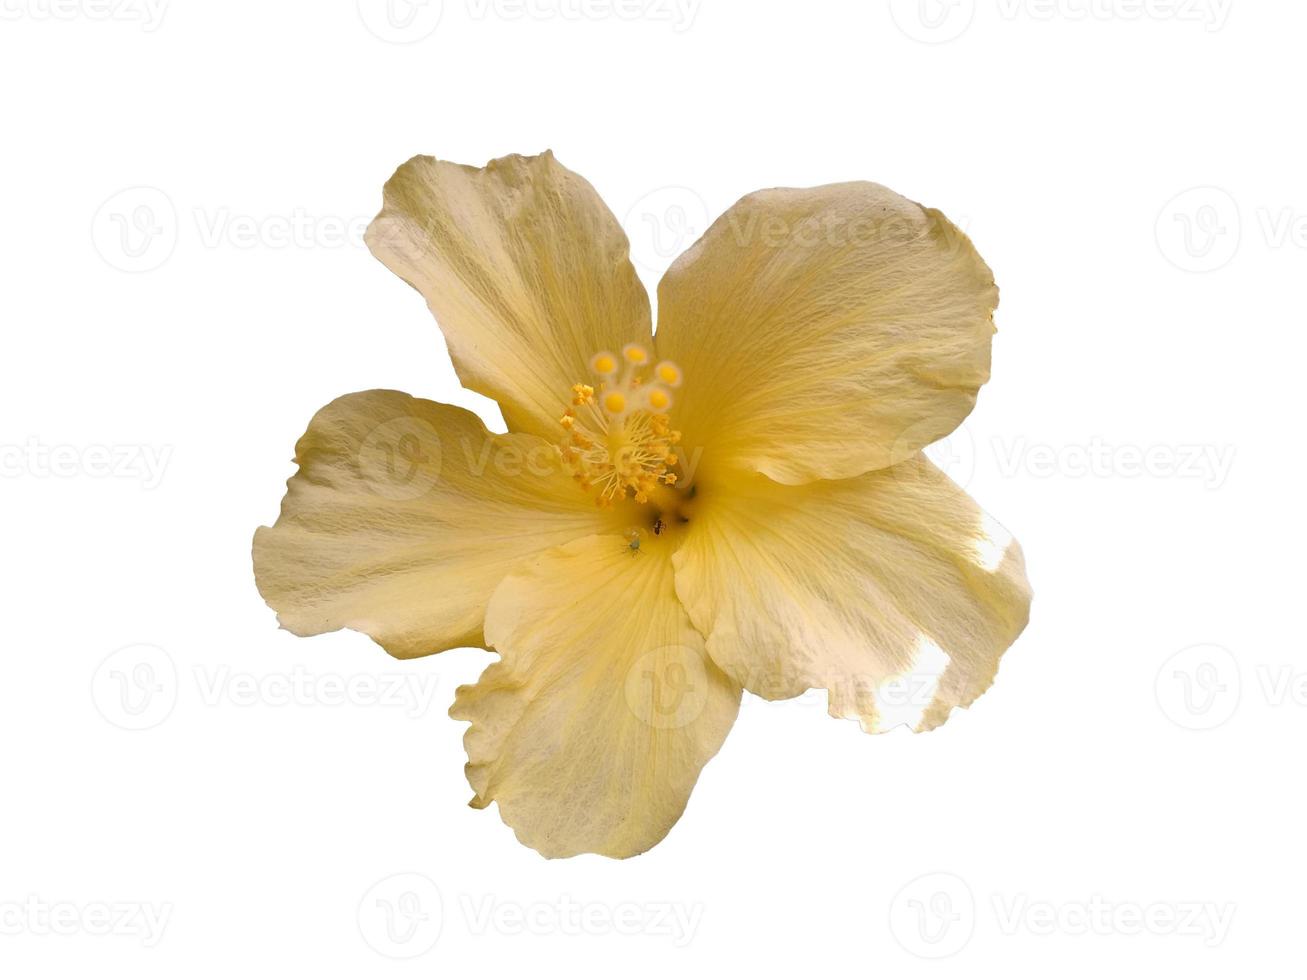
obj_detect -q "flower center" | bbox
[558,344,683,509]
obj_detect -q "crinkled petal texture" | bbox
[673,456,1030,733]
[656,182,997,484]
[253,391,621,658]
[452,535,741,858]
[366,151,651,440]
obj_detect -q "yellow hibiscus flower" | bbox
[253,151,1032,859]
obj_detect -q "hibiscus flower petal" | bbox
[253,390,620,658]
[451,535,741,858]
[655,182,997,484]
[672,457,1030,732]
[366,151,651,439]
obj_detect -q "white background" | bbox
[1,0,1301,976]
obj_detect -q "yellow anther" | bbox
[655,361,682,387]
[603,390,627,414]
[663,473,679,485]
[646,387,672,411]
[622,343,649,365]
[559,409,575,428]
[665,453,678,465]
[591,352,618,375]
